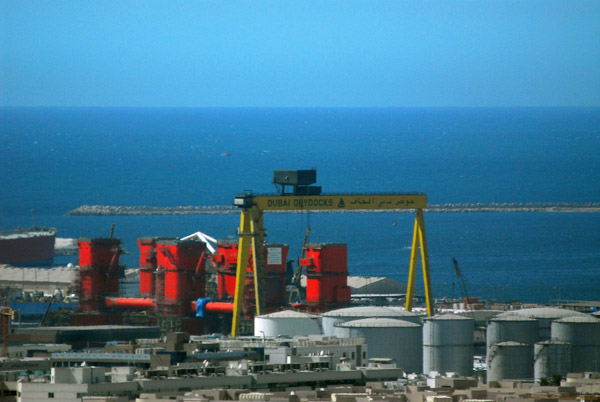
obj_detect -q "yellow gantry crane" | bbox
[230,170,434,337]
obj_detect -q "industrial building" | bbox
[0,265,77,295]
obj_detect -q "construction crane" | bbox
[288,227,311,303]
[1,306,14,358]
[451,258,472,311]
[230,169,433,337]
[39,295,55,327]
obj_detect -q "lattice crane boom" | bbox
[1,306,14,358]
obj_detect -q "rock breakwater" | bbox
[66,203,600,216]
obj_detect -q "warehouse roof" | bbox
[0,265,78,284]
[300,275,406,295]
[346,276,407,295]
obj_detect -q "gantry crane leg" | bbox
[405,208,434,316]
[250,206,265,317]
[417,208,434,316]
[405,213,420,312]
[232,209,252,337]
[231,205,266,337]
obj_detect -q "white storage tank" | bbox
[423,314,474,376]
[534,340,572,385]
[321,306,421,337]
[487,341,533,382]
[335,318,423,374]
[486,315,539,351]
[551,315,600,373]
[254,310,322,337]
[486,315,539,370]
[495,307,588,340]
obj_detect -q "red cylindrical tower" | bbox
[155,238,206,316]
[302,243,351,311]
[138,237,157,298]
[77,238,122,312]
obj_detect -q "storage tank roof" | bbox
[490,315,539,322]
[258,310,319,319]
[322,306,418,318]
[497,307,588,320]
[554,315,600,323]
[493,341,530,346]
[424,313,473,321]
[536,340,571,345]
[336,318,421,328]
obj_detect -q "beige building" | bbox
[0,265,78,295]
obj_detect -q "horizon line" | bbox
[2,105,600,110]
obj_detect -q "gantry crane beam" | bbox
[231,192,433,337]
[248,193,427,211]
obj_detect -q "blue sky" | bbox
[1,1,599,107]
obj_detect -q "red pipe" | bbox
[203,301,235,314]
[104,297,155,309]
[104,297,234,314]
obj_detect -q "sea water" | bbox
[1,107,599,304]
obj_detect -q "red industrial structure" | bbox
[213,241,289,313]
[66,169,431,336]
[78,238,122,312]
[301,243,351,311]
[73,234,350,335]
[155,238,206,317]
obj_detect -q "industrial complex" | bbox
[1,170,600,401]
